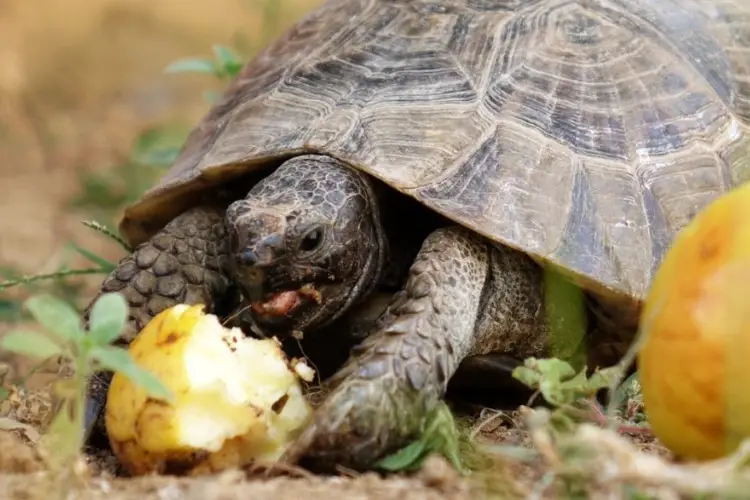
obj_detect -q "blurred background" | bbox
[0,0,323,388]
[0,0,322,319]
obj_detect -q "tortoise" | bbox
[82,0,750,471]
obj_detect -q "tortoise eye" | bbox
[299,226,324,253]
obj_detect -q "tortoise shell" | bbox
[118,0,750,303]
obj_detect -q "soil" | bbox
[1,429,470,500]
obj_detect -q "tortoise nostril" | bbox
[237,249,259,267]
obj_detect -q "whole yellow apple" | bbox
[639,181,750,461]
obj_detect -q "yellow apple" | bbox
[105,304,314,475]
[639,182,750,461]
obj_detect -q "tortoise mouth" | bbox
[248,283,323,330]
[251,283,321,315]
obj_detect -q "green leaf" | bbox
[0,269,106,293]
[1,331,64,360]
[422,401,465,473]
[0,387,9,400]
[88,293,128,345]
[512,365,542,389]
[376,439,427,471]
[514,357,602,407]
[24,294,84,342]
[514,357,574,389]
[587,366,622,394]
[212,45,243,77]
[67,242,116,273]
[537,358,577,380]
[164,58,217,75]
[375,402,465,473]
[212,45,235,63]
[88,346,173,402]
[607,369,640,418]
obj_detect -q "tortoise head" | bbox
[226,154,385,336]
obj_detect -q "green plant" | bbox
[0,293,172,470]
[512,357,650,436]
[165,44,244,80]
[165,44,245,103]
[375,401,466,474]
[0,222,125,295]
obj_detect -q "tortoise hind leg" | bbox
[80,205,237,449]
[283,225,549,471]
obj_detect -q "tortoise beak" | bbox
[233,233,284,302]
[235,234,281,266]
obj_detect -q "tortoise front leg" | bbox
[284,226,548,471]
[81,206,237,448]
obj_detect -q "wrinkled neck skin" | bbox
[225,154,388,339]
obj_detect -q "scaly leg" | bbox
[283,225,548,471]
[80,206,236,447]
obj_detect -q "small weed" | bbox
[0,222,123,295]
[165,44,246,103]
[165,44,244,80]
[0,266,89,322]
[512,357,649,436]
[80,220,131,252]
[513,357,618,408]
[444,356,653,497]
[0,293,172,473]
[375,401,466,474]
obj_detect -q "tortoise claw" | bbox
[282,375,431,472]
[81,371,114,448]
[83,395,103,443]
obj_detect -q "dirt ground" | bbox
[0,430,471,500]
